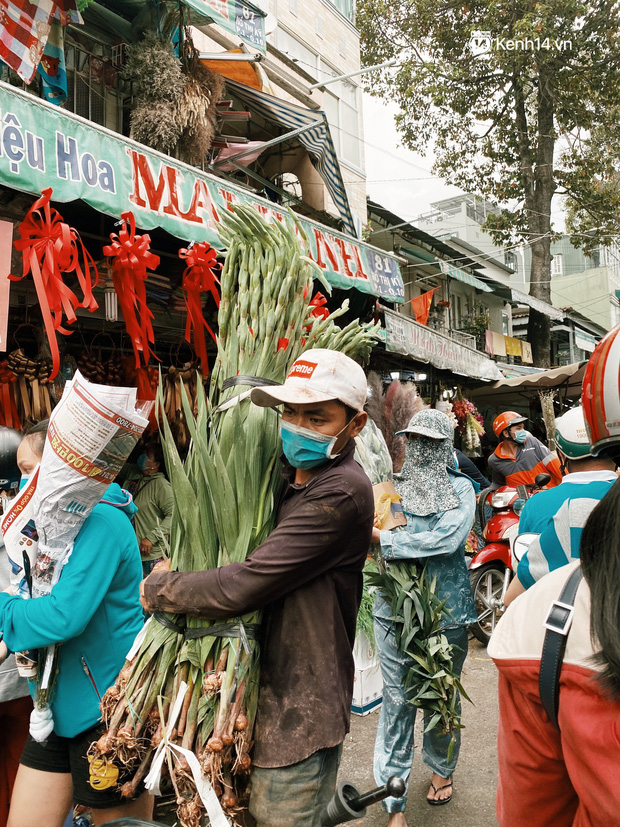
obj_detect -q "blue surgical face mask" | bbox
[514,429,528,445]
[280,419,349,470]
[19,475,29,491]
[137,453,148,471]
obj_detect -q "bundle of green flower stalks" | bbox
[89,205,379,827]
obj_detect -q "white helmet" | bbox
[554,406,592,460]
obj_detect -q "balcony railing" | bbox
[450,329,477,350]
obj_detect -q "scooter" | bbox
[467,473,551,644]
[101,776,406,826]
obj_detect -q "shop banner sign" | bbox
[0,83,404,304]
[575,329,597,353]
[384,309,503,382]
[183,0,266,53]
[521,340,533,364]
[0,220,11,351]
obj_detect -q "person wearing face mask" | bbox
[0,422,152,827]
[140,348,374,827]
[487,410,563,491]
[124,443,173,577]
[503,405,617,607]
[371,409,477,821]
[0,427,32,826]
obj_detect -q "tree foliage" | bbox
[358,0,620,365]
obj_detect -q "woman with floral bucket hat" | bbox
[371,409,476,823]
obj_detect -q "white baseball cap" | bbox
[251,348,367,411]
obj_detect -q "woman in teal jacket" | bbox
[0,424,152,827]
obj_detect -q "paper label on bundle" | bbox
[144,682,231,827]
[372,481,407,530]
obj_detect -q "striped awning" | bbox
[224,79,357,238]
[438,260,493,292]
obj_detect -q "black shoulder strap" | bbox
[538,565,584,730]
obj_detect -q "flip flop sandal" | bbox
[427,779,453,806]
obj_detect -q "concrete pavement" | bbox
[338,637,499,826]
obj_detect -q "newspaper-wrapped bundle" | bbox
[14,372,150,740]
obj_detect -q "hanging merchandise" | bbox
[76,333,123,386]
[9,188,99,380]
[452,390,485,456]
[103,212,160,369]
[6,347,53,425]
[0,361,20,429]
[179,242,220,378]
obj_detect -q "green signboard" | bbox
[0,83,404,303]
[183,0,266,53]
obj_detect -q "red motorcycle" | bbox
[468,473,550,644]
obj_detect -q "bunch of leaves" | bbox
[366,558,470,759]
[356,560,378,650]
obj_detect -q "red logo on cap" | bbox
[288,360,317,379]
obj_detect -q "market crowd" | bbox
[1,332,620,827]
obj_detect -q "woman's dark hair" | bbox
[22,419,49,459]
[580,479,620,697]
[145,441,164,467]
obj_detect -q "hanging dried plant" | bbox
[539,390,557,450]
[365,372,426,473]
[130,100,182,154]
[123,32,184,103]
[175,45,225,165]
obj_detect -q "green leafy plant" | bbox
[366,558,470,759]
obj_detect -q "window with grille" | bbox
[64,38,126,134]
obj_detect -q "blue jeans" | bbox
[373,622,469,813]
[249,745,342,827]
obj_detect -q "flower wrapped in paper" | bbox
[17,373,151,739]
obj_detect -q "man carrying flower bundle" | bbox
[140,349,375,827]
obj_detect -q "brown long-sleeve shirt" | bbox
[144,438,374,767]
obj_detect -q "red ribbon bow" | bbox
[9,188,99,380]
[103,212,160,369]
[179,242,220,377]
[309,292,330,319]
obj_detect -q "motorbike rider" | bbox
[487,411,562,491]
[488,325,620,827]
[504,405,617,606]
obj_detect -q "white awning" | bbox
[512,289,564,321]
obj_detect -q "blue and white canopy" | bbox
[224,78,357,238]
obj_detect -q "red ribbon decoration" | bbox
[103,212,160,369]
[0,361,20,429]
[309,292,330,320]
[9,188,99,380]
[179,242,220,377]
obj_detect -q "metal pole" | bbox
[210,121,318,168]
[308,58,399,91]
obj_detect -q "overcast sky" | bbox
[361,94,464,222]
